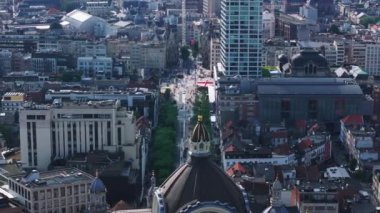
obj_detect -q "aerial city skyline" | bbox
[0,0,379,212]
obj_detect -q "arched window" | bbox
[199,143,204,150]
[308,63,313,74]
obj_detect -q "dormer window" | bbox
[199,143,204,150]
[304,63,316,74]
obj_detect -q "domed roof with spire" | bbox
[90,172,106,194]
[153,115,250,213]
[191,115,209,142]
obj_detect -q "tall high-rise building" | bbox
[220,0,263,78]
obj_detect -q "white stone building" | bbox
[7,168,95,213]
[209,37,220,70]
[298,41,345,67]
[19,100,139,170]
[85,0,111,17]
[221,146,296,170]
[203,0,220,17]
[263,10,275,40]
[365,43,380,77]
[340,115,378,167]
[37,40,62,53]
[60,10,117,38]
[77,56,112,78]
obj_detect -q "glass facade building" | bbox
[220,0,263,78]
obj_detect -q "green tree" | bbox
[262,66,276,78]
[191,41,199,59]
[180,46,190,61]
[360,16,380,28]
[329,24,341,34]
[60,0,79,12]
[164,88,171,101]
[61,71,82,82]
[0,125,16,148]
[349,159,358,171]
[50,22,63,30]
[151,98,178,183]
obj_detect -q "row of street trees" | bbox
[151,91,178,183]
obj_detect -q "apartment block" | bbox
[1,92,25,112]
[340,115,378,168]
[8,168,95,213]
[210,37,221,70]
[19,99,139,170]
[77,56,112,77]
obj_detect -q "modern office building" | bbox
[220,0,263,78]
[19,99,139,170]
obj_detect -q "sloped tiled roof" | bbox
[296,165,320,182]
[226,162,247,176]
[273,144,293,155]
[224,144,237,152]
[111,200,131,212]
[298,138,313,151]
[341,115,364,125]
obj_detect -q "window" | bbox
[53,188,58,198]
[36,115,45,120]
[335,99,345,115]
[27,115,36,120]
[117,128,121,145]
[40,190,45,199]
[47,189,51,199]
[74,185,78,195]
[315,206,325,210]
[281,99,290,120]
[80,184,85,193]
[67,187,72,196]
[308,100,318,119]
[327,206,336,210]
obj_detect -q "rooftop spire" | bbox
[197,115,203,122]
[189,115,210,157]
